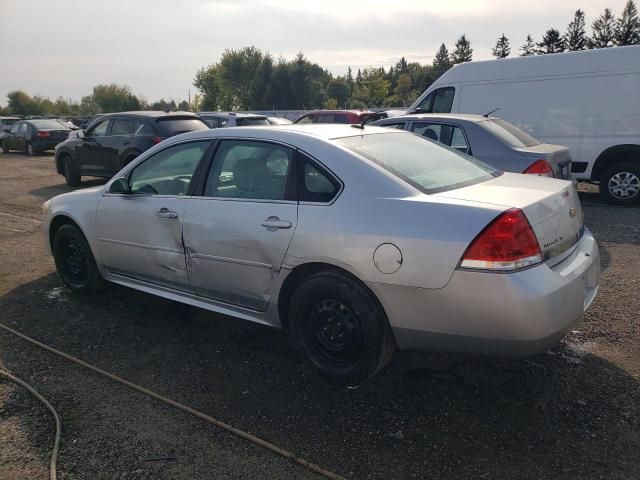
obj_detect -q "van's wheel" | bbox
[53,224,105,294]
[62,156,81,187]
[1,141,8,154]
[26,142,35,156]
[599,162,640,205]
[288,271,395,385]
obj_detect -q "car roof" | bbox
[99,111,200,119]
[197,112,267,119]
[0,116,20,120]
[302,110,377,116]
[382,113,491,123]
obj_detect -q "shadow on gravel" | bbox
[1,273,639,480]
[29,179,107,201]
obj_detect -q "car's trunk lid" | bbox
[433,173,583,263]
[42,129,71,141]
[516,143,573,180]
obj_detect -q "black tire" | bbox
[1,141,8,154]
[599,162,640,206]
[26,142,35,156]
[53,224,105,294]
[288,271,395,385]
[62,156,81,187]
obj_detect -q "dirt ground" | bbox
[0,152,638,480]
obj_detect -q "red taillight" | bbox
[36,131,51,138]
[460,208,542,271]
[151,136,166,144]
[523,159,553,177]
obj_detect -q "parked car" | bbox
[197,112,270,128]
[0,116,20,132]
[399,46,640,205]
[372,113,574,181]
[1,119,71,155]
[56,119,80,131]
[54,111,208,186]
[294,110,383,125]
[266,116,292,125]
[43,124,599,384]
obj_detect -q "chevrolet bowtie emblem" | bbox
[569,208,577,218]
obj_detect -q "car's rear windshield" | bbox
[155,117,208,136]
[236,118,270,126]
[30,120,69,129]
[336,132,499,194]
[2,118,19,126]
[482,119,540,148]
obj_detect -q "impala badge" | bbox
[569,208,577,218]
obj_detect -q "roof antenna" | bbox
[483,107,501,117]
[351,118,366,130]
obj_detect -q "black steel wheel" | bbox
[53,224,105,294]
[288,270,395,385]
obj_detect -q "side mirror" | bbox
[109,177,129,194]
[77,130,85,139]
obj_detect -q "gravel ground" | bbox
[0,152,638,480]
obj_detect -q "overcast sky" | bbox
[0,0,627,106]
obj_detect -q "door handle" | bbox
[121,140,130,145]
[156,208,178,220]
[261,216,292,230]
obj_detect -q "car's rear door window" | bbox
[155,117,208,136]
[204,140,292,200]
[128,141,210,196]
[235,117,270,126]
[412,122,470,154]
[337,132,497,194]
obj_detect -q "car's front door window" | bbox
[129,141,209,196]
[432,87,455,113]
[87,120,110,137]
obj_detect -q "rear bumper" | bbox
[368,228,600,355]
[33,139,64,151]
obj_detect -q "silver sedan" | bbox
[43,125,600,384]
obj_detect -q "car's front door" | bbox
[76,119,112,175]
[95,140,211,289]
[182,139,298,311]
[102,116,137,173]
[7,122,21,149]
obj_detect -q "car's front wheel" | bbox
[62,156,81,187]
[599,162,640,205]
[53,224,105,294]
[288,271,395,385]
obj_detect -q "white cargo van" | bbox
[406,46,640,205]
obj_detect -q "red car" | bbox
[294,110,384,125]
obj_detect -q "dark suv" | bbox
[54,111,208,186]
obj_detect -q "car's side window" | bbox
[111,118,134,136]
[296,115,313,124]
[432,87,455,113]
[87,120,110,137]
[412,123,443,142]
[128,141,209,196]
[10,123,20,134]
[450,126,470,154]
[334,114,350,124]
[204,140,292,200]
[381,122,406,130]
[203,118,218,128]
[19,123,29,134]
[298,152,340,203]
[414,92,433,112]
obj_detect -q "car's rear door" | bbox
[95,140,212,289]
[181,139,298,311]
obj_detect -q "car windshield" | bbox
[236,118,270,126]
[482,119,541,148]
[155,117,208,136]
[336,131,499,194]
[30,120,69,129]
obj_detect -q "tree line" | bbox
[1,1,638,117]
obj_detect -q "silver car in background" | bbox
[43,125,599,384]
[372,113,574,181]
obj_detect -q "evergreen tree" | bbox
[591,8,616,48]
[346,66,354,93]
[615,0,640,46]
[536,28,565,54]
[565,9,588,51]
[451,35,473,64]
[433,43,452,74]
[520,35,537,56]
[492,34,511,58]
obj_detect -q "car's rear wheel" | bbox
[288,271,395,385]
[599,162,640,205]
[26,142,35,156]
[53,224,105,294]
[62,156,81,187]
